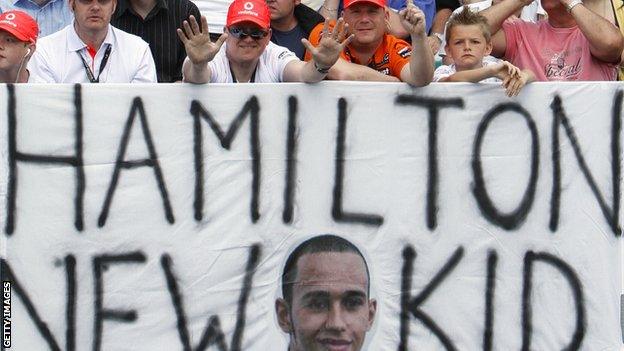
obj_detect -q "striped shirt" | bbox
[112,0,200,82]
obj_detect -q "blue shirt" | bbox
[0,0,73,37]
[387,0,435,34]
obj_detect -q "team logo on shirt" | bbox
[278,51,295,60]
[544,52,581,80]
[397,47,412,58]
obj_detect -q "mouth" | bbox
[318,338,352,351]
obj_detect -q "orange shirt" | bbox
[305,21,412,79]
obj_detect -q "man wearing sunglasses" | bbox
[179,0,352,83]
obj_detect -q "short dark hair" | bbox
[281,234,370,305]
[445,6,491,43]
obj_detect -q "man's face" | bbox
[266,0,299,22]
[0,31,30,71]
[225,22,271,65]
[70,0,116,34]
[277,252,376,351]
[445,24,492,71]
[342,3,387,47]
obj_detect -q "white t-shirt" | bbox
[207,42,299,83]
[434,56,502,82]
[29,23,157,83]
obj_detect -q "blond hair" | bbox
[445,6,491,43]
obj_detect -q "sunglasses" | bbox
[228,27,269,39]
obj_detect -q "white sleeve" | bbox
[132,44,158,83]
[433,65,455,81]
[268,44,298,82]
[27,47,58,83]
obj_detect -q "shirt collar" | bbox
[68,21,114,52]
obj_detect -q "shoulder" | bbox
[36,25,70,53]
[111,25,150,49]
[384,34,412,59]
[265,41,298,61]
[167,0,200,14]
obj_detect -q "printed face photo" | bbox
[276,237,376,351]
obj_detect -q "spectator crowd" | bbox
[0,0,622,90]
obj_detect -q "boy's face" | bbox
[445,24,492,71]
[0,31,30,71]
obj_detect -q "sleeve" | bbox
[433,64,454,81]
[389,38,412,78]
[270,45,299,82]
[27,46,58,83]
[501,19,522,62]
[132,44,158,83]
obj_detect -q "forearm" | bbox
[299,60,329,82]
[481,0,527,34]
[440,66,496,82]
[319,0,340,19]
[570,4,624,62]
[182,59,212,83]
[430,8,452,35]
[326,59,400,81]
[406,33,434,86]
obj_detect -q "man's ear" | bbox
[68,0,75,12]
[275,298,293,333]
[366,299,377,330]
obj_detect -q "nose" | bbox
[325,303,347,332]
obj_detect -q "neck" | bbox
[228,58,259,82]
[271,15,298,32]
[75,22,108,51]
[0,65,28,83]
[130,0,158,19]
[547,8,577,28]
[349,39,382,64]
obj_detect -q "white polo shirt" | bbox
[205,42,298,83]
[29,22,157,83]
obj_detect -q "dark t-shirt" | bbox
[271,26,308,60]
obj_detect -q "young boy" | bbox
[0,11,38,83]
[434,7,534,96]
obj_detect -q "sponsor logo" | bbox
[397,47,411,58]
[244,2,253,10]
[545,56,581,80]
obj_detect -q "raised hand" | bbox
[177,15,227,66]
[302,18,354,71]
[399,0,427,37]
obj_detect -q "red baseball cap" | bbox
[344,0,386,9]
[226,0,270,29]
[0,11,38,43]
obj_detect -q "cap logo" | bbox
[5,13,15,20]
[244,2,253,10]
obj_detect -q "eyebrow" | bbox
[300,289,367,301]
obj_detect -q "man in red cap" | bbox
[0,10,37,83]
[178,0,352,83]
[306,0,434,86]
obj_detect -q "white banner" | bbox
[0,82,622,350]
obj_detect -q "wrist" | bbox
[314,61,331,74]
[565,0,583,12]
